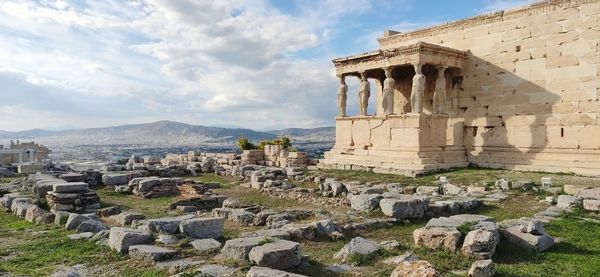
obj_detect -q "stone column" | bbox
[410,63,425,114]
[337,75,348,117]
[358,72,370,116]
[18,152,23,163]
[432,66,447,115]
[382,66,395,115]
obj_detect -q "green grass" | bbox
[0,176,23,184]
[315,167,600,187]
[495,215,600,276]
[0,212,165,277]
[97,187,179,218]
[185,174,235,188]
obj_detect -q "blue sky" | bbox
[0,0,535,131]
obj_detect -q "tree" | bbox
[238,136,257,150]
[280,136,291,149]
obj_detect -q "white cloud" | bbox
[0,0,420,132]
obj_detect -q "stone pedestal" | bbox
[320,114,468,176]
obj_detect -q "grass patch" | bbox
[315,167,600,188]
[495,216,600,276]
[0,176,23,184]
[96,187,179,218]
[258,237,275,246]
[185,174,235,188]
[0,212,163,276]
[348,252,379,266]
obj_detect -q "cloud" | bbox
[0,0,498,132]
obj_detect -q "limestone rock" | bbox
[147,214,196,234]
[416,186,440,195]
[110,212,145,227]
[576,188,600,200]
[379,195,429,219]
[24,205,46,222]
[382,252,418,265]
[179,217,224,239]
[220,236,265,261]
[246,266,307,277]
[75,219,108,233]
[391,260,440,277]
[65,214,93,230]
[280,224,316,241]
[333,237,380,262]
[191,238,222,253]
[468,259,495,277]
[413,227,461,252]
[156,234,179,245]
[68,232,94,240]
[502,225,554,252]
[129,245,176,262]
[380,240,401,251]
[442,183,464,195]
[311,219,338,238]
[583,199,600,211]
[155,258,203,274]
[107,227,153,253]
[461,229,499,259]
[349,194,381,212]
[563,185,588,196]
[556,195,583,208]
[197,264,236,277]
[227,210,255,226]
[96,206,121,217]
[248,240,302,270]
[241,229,291,240]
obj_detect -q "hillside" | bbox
[0,121,334,147]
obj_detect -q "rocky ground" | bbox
[1,168,600,277]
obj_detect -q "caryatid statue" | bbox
[358,72,370,116]
[382,66,395,115]
[337,75,348,117]
[432,66,447,114]
[410,63,425,114]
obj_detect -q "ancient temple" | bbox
[320,0,600,176]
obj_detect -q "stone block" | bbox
[413,227,461,252]
[53,182,89,193]
[349,194,381,212]
[128,245,176,262]
[248,240,302,270]
[191,238,222,253]
[333,237,380,262]
[246,266,307,277]
[220,236,265,261]
[108,227,153,253]
[379,195,429,219]
[179,217,224,239]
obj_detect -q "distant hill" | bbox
[0,121,334,147]
[268,127,335,142]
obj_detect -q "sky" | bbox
[0,0,537,131]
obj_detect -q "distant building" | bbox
[0,140,50,166]
[320,0,600,176]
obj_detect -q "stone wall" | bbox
[325,0,600,176]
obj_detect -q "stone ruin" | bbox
[28,174,101,213]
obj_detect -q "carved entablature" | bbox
[377,0,599,48]
[332,42,466,75]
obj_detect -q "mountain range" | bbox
[0,120,334,147]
